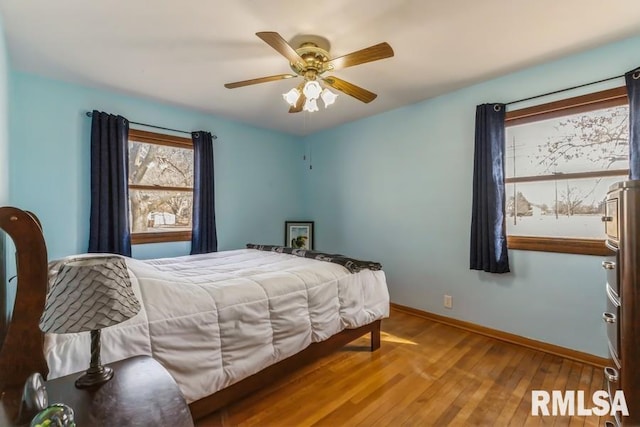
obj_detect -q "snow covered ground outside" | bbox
[506,214,605,239]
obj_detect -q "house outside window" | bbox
[504,87,629,256]
[128,129,193,244]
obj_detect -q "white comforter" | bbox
[44,249,389,403]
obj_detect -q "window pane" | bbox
[129,141,194,187]
[506,175,626,239]
[129,189,193,233]
[505,106,629,178]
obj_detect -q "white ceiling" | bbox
[1,0,640,136]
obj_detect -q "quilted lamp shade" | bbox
[40,255,140,334]
[39,255,140,388]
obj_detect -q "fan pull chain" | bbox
[303,110,312,170]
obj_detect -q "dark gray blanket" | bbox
[246,244,382,274]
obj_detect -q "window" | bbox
[128,129,193,244]
[505,87,629,255]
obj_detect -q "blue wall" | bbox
[302,35,640,357]
[0,15,8,205]
[8,72,305,260]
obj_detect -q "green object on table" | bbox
[30,403,75,427]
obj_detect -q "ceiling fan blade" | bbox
[288,82,306,113]
[289,92,307,113]
[224,74,297,89]
[256,32,305,67]
[327,42,394,71]
[322,76,377,103]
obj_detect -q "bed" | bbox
[0,207,389,421]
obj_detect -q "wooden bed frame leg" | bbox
[370,319,381,351]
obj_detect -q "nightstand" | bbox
[43,355,193,426]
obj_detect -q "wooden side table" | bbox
[42,355,193,426]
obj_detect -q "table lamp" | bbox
[39,255,141,388]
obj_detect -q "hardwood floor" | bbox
[195,309,606,426]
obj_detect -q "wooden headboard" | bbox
[0,207,48,419]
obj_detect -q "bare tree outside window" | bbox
[128,129,194,244]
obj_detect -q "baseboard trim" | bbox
[390,302,608,369]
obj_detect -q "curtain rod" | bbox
[85,111,217,140]
[505,73,625,107]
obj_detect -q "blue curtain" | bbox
[191,131,217,254]
[470,103,510,273]
[626,67,640,180]
[88,111,131,256]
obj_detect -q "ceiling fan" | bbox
[224,32,394,113]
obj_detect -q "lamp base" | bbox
[74,329,113,388]
[75,365,113,389]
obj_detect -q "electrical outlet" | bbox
[444,294,453,309]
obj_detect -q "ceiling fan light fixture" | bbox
[303,98,319,113]
[282,88,301,107]
[302,80,322,100]
[320,88,338,108]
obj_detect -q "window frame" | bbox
[128,129,194,245]
[504,86,629,256]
